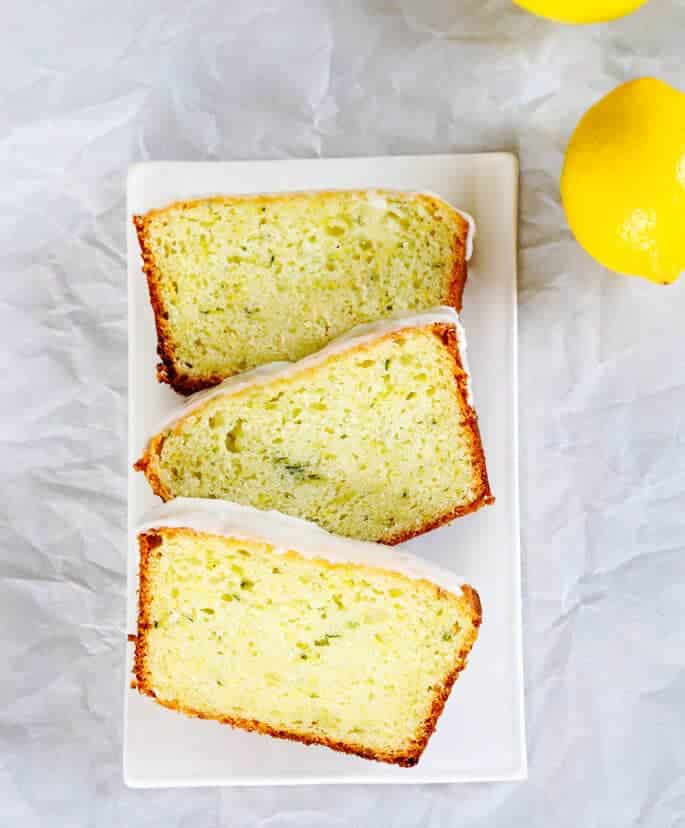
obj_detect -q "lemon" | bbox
[513,0,649,23]
[561,78,685,285]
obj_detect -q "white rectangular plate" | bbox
[125,154,525,787]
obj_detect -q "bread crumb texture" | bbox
[136,528,481,765]
[136,190,467,389]
[140,326,490,543]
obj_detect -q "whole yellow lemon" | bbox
[561,78,685,285]
[513,0,649,23]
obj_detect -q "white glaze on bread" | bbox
[148,307,473,438]
[138,497,465,596]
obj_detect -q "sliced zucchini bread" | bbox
[134,190,473,393]
[135,310,492,543]
[134,498,482,766]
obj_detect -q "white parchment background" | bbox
[2,1,684,825]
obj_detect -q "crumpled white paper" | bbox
[2,0,684,825]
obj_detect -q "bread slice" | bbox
[135,309,493,544]
[133,498,482,766]
[133,189,473,394]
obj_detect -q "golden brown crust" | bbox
[134,321,493,540]
[133,215,180,391]
[133,431,172,501]
[381,323,493,544]
[409,583,482,759]
[133,529,482,767]
[133,190,470,395]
